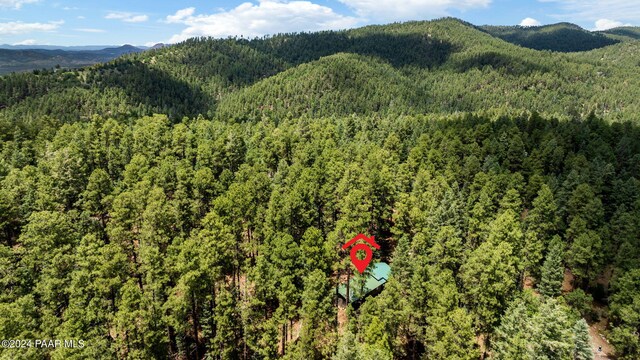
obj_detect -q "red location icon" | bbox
[342,234,380,274]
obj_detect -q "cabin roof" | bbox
[337,262,391,303]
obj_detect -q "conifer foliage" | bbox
[1,17,640,360]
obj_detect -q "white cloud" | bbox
[338,0,491,21]
[77,16,85,19]
[0,20,63,35]
[166,2,360,43]
[594,18,631,31]
[519,17,541,26]
[75,28,106,33]
[166,7,195,23]
[0,0,38,9]
[105,12,149,23]
[540,0,640,23]
[12,38,36,45]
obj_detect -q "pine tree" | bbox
[530,298,574,359]
[567,224,603,285]
[460,240,518,331]
[362,316,393,360]
[424,308,478,360]
[539,236,565,297]
[332,330,362,360]
[572,319,593,360]
[527,184,559,239]
[492,300,534,360]
[609,269,640,359]
[298,269,334,358]
[525,184,559,277]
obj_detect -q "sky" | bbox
[0,0,638,46]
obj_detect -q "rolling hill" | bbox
[600,26,640,41]
[216,53,426,121]
[1,18,640,139]
[480,23,619,52]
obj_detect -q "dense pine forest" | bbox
[1,18,640,360]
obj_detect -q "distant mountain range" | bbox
[0,44,147,51]
[0,44,166,75]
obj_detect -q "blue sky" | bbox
[0,0,638,46]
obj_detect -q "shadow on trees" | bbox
[520,28,618,52]
[455,51,550,76]
[481,25,619,52]
[247,32,458,70]
[96,59,214,121]
[601,28,640,40]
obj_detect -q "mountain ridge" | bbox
[480,23,620,52]
[1,17,640,140]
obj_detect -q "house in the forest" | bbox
[337,262,391,305]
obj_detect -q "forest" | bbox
[1,17,640,360]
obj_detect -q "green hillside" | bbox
[218,19,640,122]
[600,26,640,42]
[2,17,640,140]
[216,53,426,120]
[481,23,619,52]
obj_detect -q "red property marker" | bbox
[342,234,380,274]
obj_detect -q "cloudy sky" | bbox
[0,0,637,46]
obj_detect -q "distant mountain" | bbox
[150,43,168,50]
[94,45,145,56]
[0,45,145,74]
[480,23,619,52]
[0,44,149,51]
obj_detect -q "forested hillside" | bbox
[1,17,640,360]
[480,23,619,52]
[2,18,640,141]
[600,27,640,42]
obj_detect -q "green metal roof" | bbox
[337,262,391,303]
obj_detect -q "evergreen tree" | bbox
[460,240,518,332]
[492,299,534,360]
[609,269,640,359]
[525,184,559,277]
[572,319,593,360]
[362,316,393,359]
[298,269,334,358]
[529,298,574,360]
[424,308,477,360]
[332,330,362,360]
[539,236,565,298]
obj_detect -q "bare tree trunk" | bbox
[281,324,286,356]
[211,284,217,348]
[192,292,200,360]
[346,268,351,307]
[168,326,178,356]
